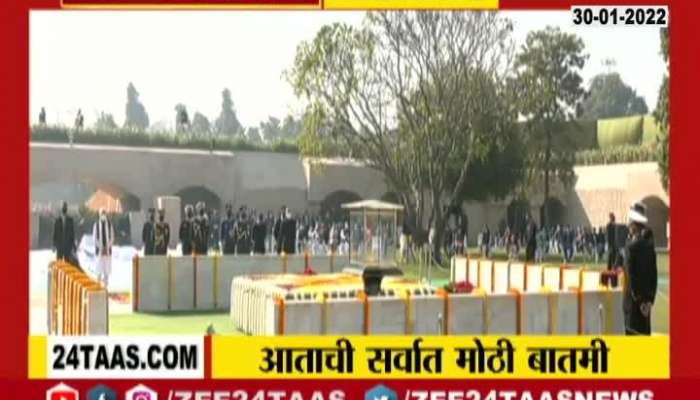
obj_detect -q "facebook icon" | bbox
[364,384,397,400]
[87,385,117,400]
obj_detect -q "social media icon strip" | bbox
[47,382,79,400]
[364,384,397,400]
[125,384,158,400]
[87,384,117,400]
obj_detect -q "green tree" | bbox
[580,72,648,119]
[175,103,190,134]
[191,112,211,136]
[246,126,263,144]
[94,112,118,131]
[288,11,518,260]
[654,27,669,193]
[281,115,303,140]
[124,82,149,131]
[260,116,282,142]
[215,88,243,137]
[512,26,588,227]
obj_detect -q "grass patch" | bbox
[110,310,243,335]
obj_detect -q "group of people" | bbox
[51,198,659,336]
[141,203,301,257]
[477,214,627,266]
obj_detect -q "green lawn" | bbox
[110,250,669,335]
[110,310,243,335]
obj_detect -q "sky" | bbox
[30,10,666,130]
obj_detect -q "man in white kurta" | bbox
[93,208,114,289]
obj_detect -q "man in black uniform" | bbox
[193,201,209,255]
[180,204,195,256]
[280,208,297,254]
[252,213,267,254]
[142,208,156,255]
[273,206,286,254]
[154,209,170,255]
[235,212,251,255]
[623,202,658,335]
[220,204,237,255]
[53,201,76,262]
[525,220,537,262]
[606,213,618,270]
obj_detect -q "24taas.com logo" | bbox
[87,384,117,400]
[47,383,79,400]
[365,385,397,400]
[126,384,158,400]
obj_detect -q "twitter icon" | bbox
[364,384,397,400]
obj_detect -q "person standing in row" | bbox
[53,201,76,263]
[154,208,170,255]
[142,208,156,255]
[623,202,658,335]
[180,204,195,256]
[93,208,114,288]
[220,204,236,255]
[273,206,285,254]
[280,208,297,254]
[193,201,209,255]
[252,213,267,255]
[606,213,618,270]
[235,212,251,254]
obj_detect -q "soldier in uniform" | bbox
[252,213,267,254]
[53,201,76,263]
[280,208,297,254]
[273,206,286,254]
[154,209,170,255]
[194,201,209,255]
[180,204,195,256]
[142,208,156,255]
[235,212,251,255]
[220,204,237,255]
[623,202,658,335]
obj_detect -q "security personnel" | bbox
[280,208,297,254]
[142,208,156,255]
[193,201,209,255]
[623,202,658,335]
[52,201,76,262]
[154,209,170,255]
[235,212,251,255]
[220,204,237,255]
[180,204,195,256]
[252,213,267,254]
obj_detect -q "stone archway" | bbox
[507,198,531,236]
[174,186,222,218]
[320,190,361,221]
[640,195,669,248]
[541,197,566,228]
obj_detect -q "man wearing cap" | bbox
[142,208,156,255]
[623,202,658,335]
[93,208,114,288]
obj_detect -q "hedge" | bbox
[30,125,300,153]
[575,144,658,165]
[596,115,644,149]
